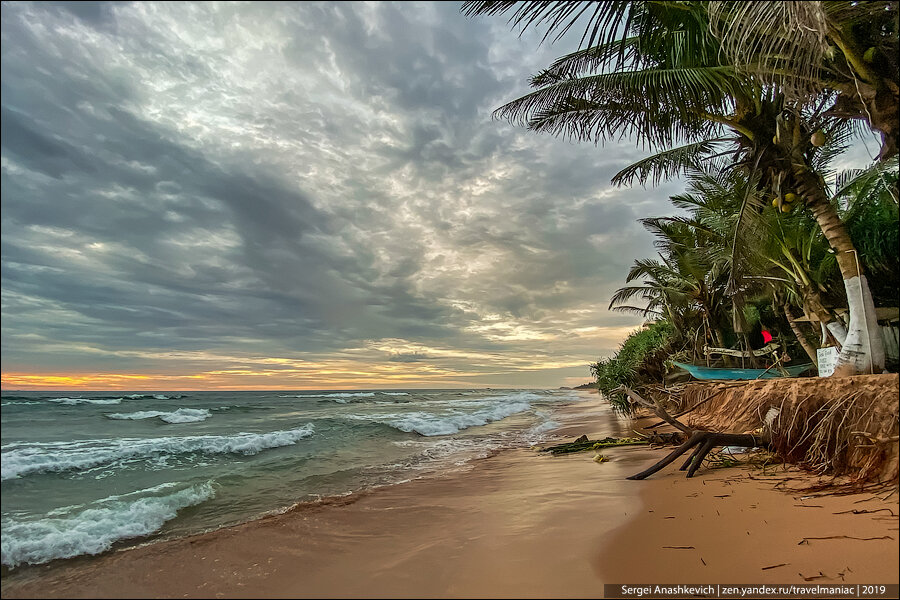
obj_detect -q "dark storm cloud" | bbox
[43,1,126,26]
[1,1,678,383]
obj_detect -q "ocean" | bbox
[0,388,586,571]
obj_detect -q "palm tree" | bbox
[464,1,899,158]
[706,1,899,160]
[464,0,887,374]
[609,170,737,365]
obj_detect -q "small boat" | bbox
[673,361,815,381]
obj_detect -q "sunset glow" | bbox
[1,2,687,390]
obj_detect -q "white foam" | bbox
[0,424,315,481]
[379,392,409,396]
[159,409,210,423]
[1,401,41,406]
[279,392,377,399]
[390,437,500,466]
[106,410,166,420]
[1,481,215,568]
[529,419,560,434]
[354,401,533,436]
[47,397,123,406]
[470,391,546,403]
[106,408,211,424]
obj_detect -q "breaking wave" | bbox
[279,392,377,399]
[1,481,215,568]
[350,401,533,436]
[46,398,124,406]
[106,408,212,424]
[1,425,316,481]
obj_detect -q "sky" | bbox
[0,2,880,391]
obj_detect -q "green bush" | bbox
[590,320,675,415]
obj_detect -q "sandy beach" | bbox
[2,393,897,599]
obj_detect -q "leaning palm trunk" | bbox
[797,282,847,347]
[796,169,885,375]
[783,303,819,367]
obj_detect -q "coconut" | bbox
[811,130,826,147]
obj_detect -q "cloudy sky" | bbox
[0,2,878,391]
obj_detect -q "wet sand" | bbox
[2,394,897,598]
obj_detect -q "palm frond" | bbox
[724,157,767,296]
[608,285,657,309]
[609,304,665,317]
[706,1,830,99]
[531,36,644,85]
[833,156,900,204]
[461,1,634,54]
[612,138,730,186]
[494,66,738,147]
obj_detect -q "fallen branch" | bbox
[620,386,692,434]
[644,382,746,429]
[627,431,769,479]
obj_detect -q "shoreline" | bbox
[3,392,898,598]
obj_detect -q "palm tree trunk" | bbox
[783,303,819,367]
[799,284,846,347]
[796,170,885,375]
[807,307,845,348]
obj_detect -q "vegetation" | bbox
[590,321,675,414]
[464,1,899,388]
[591,162,896,405]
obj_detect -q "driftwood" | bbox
[643,382,745,429]
[627,430,769,479]
[620,385,770,479]
[618,386,692,433]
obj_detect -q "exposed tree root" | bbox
[619,385,770,479]
[628,431,769,479]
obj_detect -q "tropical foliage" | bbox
[464,0,898,383]
[589,160,896,402]
[590,320,675,415]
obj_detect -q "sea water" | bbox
[0,388,584,570]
